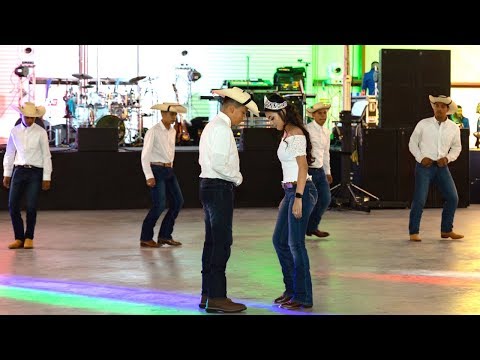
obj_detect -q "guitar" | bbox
[172,83,191,143]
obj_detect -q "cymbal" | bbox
[36,77,79,85]
[129,76,146,84]
[100,77,117,85]
[72,73,93,80]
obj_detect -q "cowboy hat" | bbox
[306,102,331,116]
[15,102,46,118]
[212,87,260,116]
[428,95,458,115]
[151,102,187,113]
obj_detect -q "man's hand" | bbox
[3,176,10,189]
[326,174,333,184]
[421,157,433,167]
[146,178,156,187]
[437,157,449,167]
[42,180,51,191]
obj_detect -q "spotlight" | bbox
[24,47,33,54]
[188,69,201,82]
[14,65,29,78]
[181,50,188,56]
[327,63,343,84]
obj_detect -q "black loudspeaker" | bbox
[447,128,470,208]
[396,127,416,203]
[379,49,451,129]
[470,149,480,203]
[77,127,118,152]
[360,128,398,201]
[240,128,280,151]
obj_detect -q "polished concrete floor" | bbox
[1,205,480,315]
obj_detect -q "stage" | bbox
[0,146,289,210]
[0,127,475,211]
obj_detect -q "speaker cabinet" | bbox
[77,127,118,152]
[240,127,280,151]
[379,49,451,129]
[360,128,398,202]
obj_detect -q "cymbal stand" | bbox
[131,84,144,146]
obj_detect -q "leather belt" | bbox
[151,162,172,168]
[15,164,41,169]
[281,179,311,190]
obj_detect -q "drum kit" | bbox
[64,73,150,146]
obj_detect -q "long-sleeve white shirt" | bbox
[141,120,176,180]
[198,112,242,186]
[3,122,52,181]
[409,116,462,164]
[306,120,331,174]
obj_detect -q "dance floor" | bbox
[1,206,480,316]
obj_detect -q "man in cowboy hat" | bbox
[3,102,52,249]
[408,95,463,242]
[139,102,187,248]
[305,101,333,238]
[198,87,259,313]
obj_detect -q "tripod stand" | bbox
[330,110,379,212]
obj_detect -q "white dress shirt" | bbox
[277,135,312,183]
[409,117,462,164]
[199,112,242,186]
[306,120,331,174]
[141,120,176,180]
[3,122,52,181]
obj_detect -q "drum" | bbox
[95,115,126,144]
[73,104,90,128]
[110,102,128,120]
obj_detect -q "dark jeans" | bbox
[8,166,43,240]
[140,166,184,241]
[272,181,318,306]
[306,167,331,234]
[199,178,235,298]
[409,162,459,235]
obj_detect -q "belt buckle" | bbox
[282,182,294,189]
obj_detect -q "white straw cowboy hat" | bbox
[429,95,458,115]
[306,102,331,116]
[151,102,187,113]
[212,87,260,116]
[15,102,46,117]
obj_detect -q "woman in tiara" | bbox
[264,93,318,310]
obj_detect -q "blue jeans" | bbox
[306,167,331,234]
[8,166,43,240]
[272,181,318,306]
[140,166,184,241]
[199,178,235,298]
[409,162,459,235]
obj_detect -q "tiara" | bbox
[264,96,287,111]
